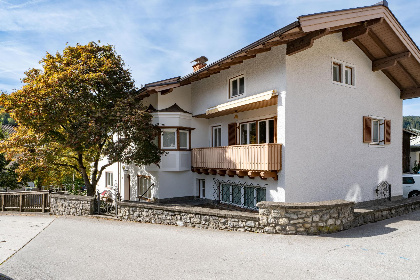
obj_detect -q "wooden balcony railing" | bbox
[192,143,282,179]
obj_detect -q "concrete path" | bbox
[1,212,420,279]
[0,214,55,265]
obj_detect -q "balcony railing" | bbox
[192,144,282,179]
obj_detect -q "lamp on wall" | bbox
[234,110,238,120]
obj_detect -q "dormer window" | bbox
[230,75,245,98]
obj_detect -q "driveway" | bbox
[1,212,420,280]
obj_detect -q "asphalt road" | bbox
[1,212,420,280]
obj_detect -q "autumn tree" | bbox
[0,42,162,196]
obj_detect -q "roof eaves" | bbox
[180,21,300,81]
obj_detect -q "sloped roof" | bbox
[149,103,192,114]
[139,1,420,100]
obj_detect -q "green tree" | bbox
[0,42,162,196]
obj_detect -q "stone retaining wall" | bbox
[50,194,95,216]
[117,201,262,233]
[353,197,420,227]
[256,200,355,234]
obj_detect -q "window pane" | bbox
[239,77,244,95]
[179,131,188,148]
[403,177,415,184]
[232,79,238,97]
[333,63,341,82]
[372,120,379,143]
[268,119,275,143]
[162,131,176,148]
[240,123,248,145]
[217,128,221,146]
[232,185,241,205]
[221,184,230,203]
[345,66,353,85]
[249,122,257,144]
[244,187,255,208]
[259,121,267,144]
[256,188,266,203]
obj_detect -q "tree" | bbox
[0,42,162,196]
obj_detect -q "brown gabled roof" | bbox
[156,103,191,114]
[140,1,420,100]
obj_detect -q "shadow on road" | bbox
[325,210,420,239]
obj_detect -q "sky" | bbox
[1,0,420,115]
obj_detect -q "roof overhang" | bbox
[140,2,420,101]
[197,90,278,119]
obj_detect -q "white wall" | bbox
[190,45,288,202]
[285,33,403,203]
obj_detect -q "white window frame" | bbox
[138,175,152,199]
[332,59,355,88]
[198,179,206,198]
[179,130,189,149]
[240,119,275,145]
[258,119,275,144]
[212,125,222,147]
[229,75,245,99]
[369,115,385,147]
[105,172,113,189]
[161,129,177,149]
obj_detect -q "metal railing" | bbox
[0,191,50,212]
[192,143,282,171]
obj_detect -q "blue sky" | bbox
[1,0,420,115]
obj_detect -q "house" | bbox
[408,129,420,172]
[98,1,420,206]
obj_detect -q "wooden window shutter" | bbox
[384,119,391,144]
[363,116,372,143]
[228,123,237,145]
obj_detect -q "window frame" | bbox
[218,182,266,209]
[229,75,245,99]
[159,127,192,151]
[212,125,222,147]
[161,129,177,150]
[137,175,152,199]
[239,117,276,145]
[332,59,355,87]
[105,172,113,189]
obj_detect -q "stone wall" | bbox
[118,201,262,233]
[50,194,95,216]
[257,200,355,234]
[353,197,420,227]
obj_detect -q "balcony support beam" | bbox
[261,171,278,180]
[248,171,260,179]
[209,169,217,175]
[217,170,226,176]
[236,171,247,178]
[227,170,236,177]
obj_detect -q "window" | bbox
[332,63,342,83]
[105,172,113,188]
[218,183,266,209]
[138,176,152,199]
[332,60,355,86]
[179,130,188,149]
[160,128,191,150]
[363,116,391,146]
[230,75,245,98]
[162,130,176,149]
[240,118,276,145]
[344,66,354,85]
[212,126,222,147]
[403,177,415,184]
[198,179,206,198]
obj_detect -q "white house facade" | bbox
[97,2,420,207]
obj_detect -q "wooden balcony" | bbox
[192,143,282,180]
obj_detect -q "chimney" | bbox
[191,56,208,72]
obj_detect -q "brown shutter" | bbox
[363,116,372,143]
[228,123,237,145]
[384,119,391,144]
